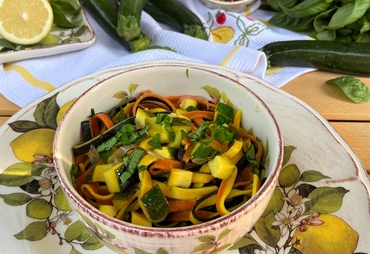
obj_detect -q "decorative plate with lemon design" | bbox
[0,61,369,254]
[0,0,95,64]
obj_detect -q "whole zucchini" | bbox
[117,0,148,40]
[144,0,208,40]
[262,40,370,76]
[81,0,151,52]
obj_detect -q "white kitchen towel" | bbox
[0,0,314,108]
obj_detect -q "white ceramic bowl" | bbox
[53,61,283,254]
[199,0,259,13]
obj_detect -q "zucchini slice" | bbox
[140,184,170,223]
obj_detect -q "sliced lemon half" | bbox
[0,0,54,45]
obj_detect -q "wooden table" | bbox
[1,71,369,176]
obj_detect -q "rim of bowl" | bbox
[53,62,284,234]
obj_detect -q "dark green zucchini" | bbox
[140,184,170,223]
[81,0,151,52]
[117,0,148,40]
[144,0,208,40]
[261,40,370,76]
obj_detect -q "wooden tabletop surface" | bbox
[1,70,369,176]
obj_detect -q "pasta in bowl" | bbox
[53,61,283,254]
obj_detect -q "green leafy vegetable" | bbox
[213,126,234,143]
[50,1,82,28]
[148,133,162,149]
[51,0,81,14]
[325,0,370,30]
[187,122,208,141]
[155,113,175,142]
[0,38,16,50]
[326,76,370,103]
[279,0,333,19]
[245,144,260,176]
[267,0,370,41]
[96,137,117,153]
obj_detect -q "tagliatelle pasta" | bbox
[71,89,265,227]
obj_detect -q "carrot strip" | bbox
[165,210,191,222]
[132,92,176,116]
[75,168,92,194]
[75,154,87,168]
[182,111,214,120]
[136,89,153,97]
[148,159,183,175]
[138,100,172,111]
[90,112,114,137]
[78,162,86,174]
[181,143,195,164]
[195,210,215,220]
[234,164,253,189]
[165,95,181,104]
[191,117,204,127]
[168,199,196,212]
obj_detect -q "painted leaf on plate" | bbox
[0,192,32,206]
[303,186,349,215]
[64,221,91,242]
[54,186,72,211]
[14,221,48,241]
[0,163,47,187]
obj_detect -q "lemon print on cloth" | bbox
[10,128,55,163]
[0,0,53,45]
[292,213,359,254]
[211,27,235,44]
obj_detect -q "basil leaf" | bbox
[326,76,370,104]
[314,8,337,32]
[269,11,315,31]
[148,133,162,149]
[245,144,260,176]
[354,32,370,42]
[325,0,370,30]
[336,27,354,36]
[50,2,81,28]
[50,0,81,15]
[359,16,370,33]
[335,35,353,42]
[155,114,175,142]
[190,122,208,141]
[0,38,16,50]
[279,0,333,19]
[127,150,145,173]
[316,29,336,40]
[97,137,117,153]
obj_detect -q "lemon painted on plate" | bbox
[10,128,56,162]
[0,0,54,45]
[56,99,76,125]
[292,214,359,254]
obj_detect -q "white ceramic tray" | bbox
[0,1,95,64]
